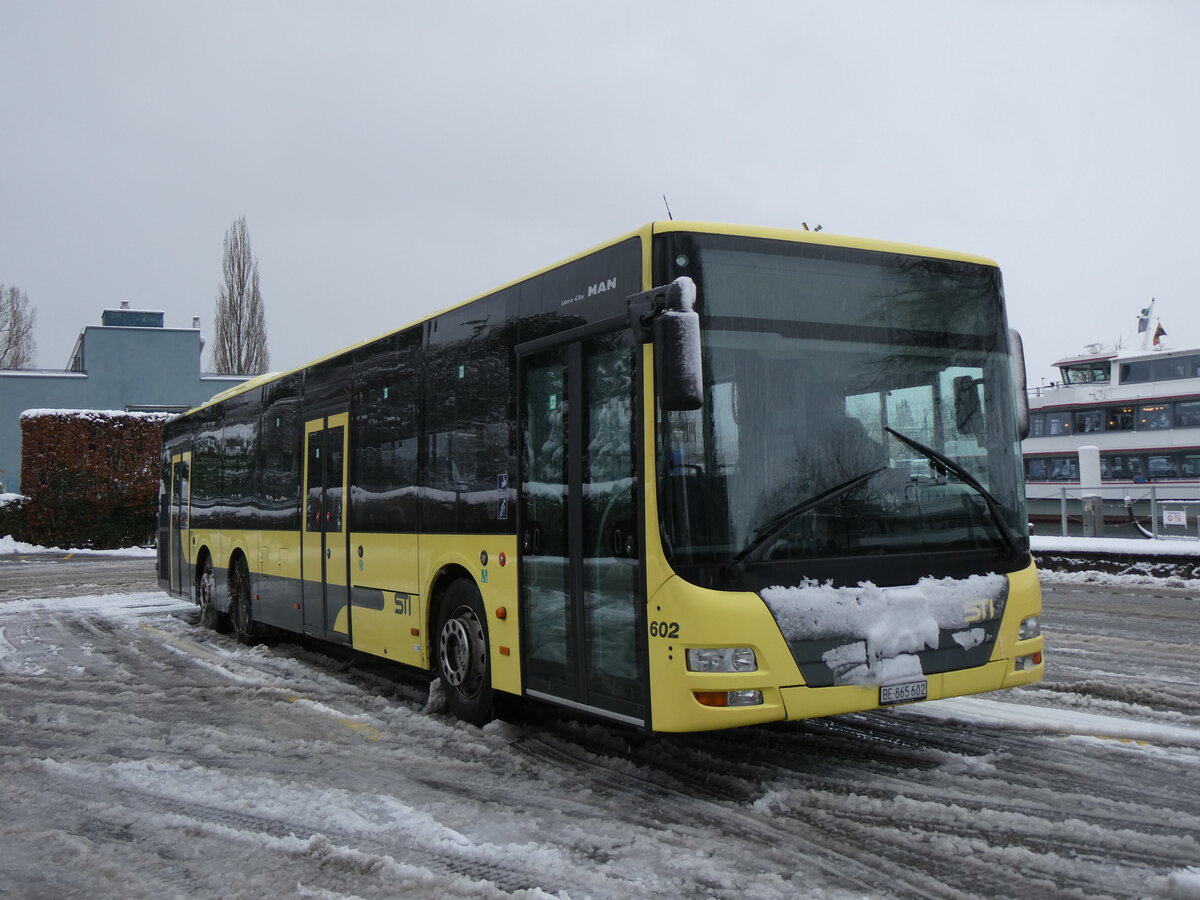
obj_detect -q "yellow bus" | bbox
[158,221,1044,732]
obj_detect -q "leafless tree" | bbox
[213,216,270,375]
[0,284,37,369]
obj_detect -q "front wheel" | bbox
[435,579,494,726]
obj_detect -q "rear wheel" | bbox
[435,579,494,726]
[228,557,259,645]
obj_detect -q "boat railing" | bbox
[1033,485,1200,540]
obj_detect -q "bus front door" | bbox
[170,451,191,597]
[302,414,352,645]
[519,330,645,726]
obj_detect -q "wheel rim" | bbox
[199,567,215,613]
[438,604,486,698]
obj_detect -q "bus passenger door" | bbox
[169,451,191,597]
[519,330,645,726]
[302,413,351,644]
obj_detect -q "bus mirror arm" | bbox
[627,276,703,411]
[1010,328,1030,439]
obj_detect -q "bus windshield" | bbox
[658,234,1028,584]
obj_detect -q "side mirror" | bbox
[654,277,703,411]
[1009,328,1030,439]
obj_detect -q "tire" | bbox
[197,559,220,631]
[435,579,494,726]
[228,557,259,645]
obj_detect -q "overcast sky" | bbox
[2,1,1197,386]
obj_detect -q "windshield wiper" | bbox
[884,426,1022,559]
[726,466,885,579]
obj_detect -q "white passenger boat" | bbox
[1022,308,1200,531]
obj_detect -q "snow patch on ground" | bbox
[0,534,157,557]
[1032,534,1200,556]
[1039,568,1200,590]
[1165,867,1200,899]
[899,695,1200,748]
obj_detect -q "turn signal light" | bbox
[1014,652,1044,672]
[693,689,763,708]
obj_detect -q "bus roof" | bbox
[185,221,998,415]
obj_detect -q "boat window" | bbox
[1060,362,1110,384]
[1147,454,1178,480]
[1106,406,1134,431]
[1174,400,1200,428]
[1120,354,1200,385]
[1103,454,1146,481]
[1137,404,1171,430]
[1073,409,1104,434]
[1120,455,1145,481]
[1182,454,1200,478]
[1027,413,1045,437]
[1046,457,1078,481]
[1025,458,1048,480]
[1046,412,1072,435]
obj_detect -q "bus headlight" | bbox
[686,647,758,673]
[1019,615,1041,640]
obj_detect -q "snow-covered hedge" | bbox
[19,409,173,549]
[0,492,25,540]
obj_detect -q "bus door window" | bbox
[521,349,571,689]
[307,427,344,533]
[581,336,639,704]
[306,433,324,531]
[519,331,644,721]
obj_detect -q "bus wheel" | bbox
[197,560,220,631]
[228,557,258,645]
[435,579,494,726]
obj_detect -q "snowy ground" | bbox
[1,553,1198,899]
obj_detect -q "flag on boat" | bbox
[1153,322,1167,346]
[1137,302,1153,333]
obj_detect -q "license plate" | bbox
[880,679,928,706]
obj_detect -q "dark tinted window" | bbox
[423,291,516,533]
[190,406,223,527]
[353,328,422,531]
[304,356,353,412]
[1175,400,1200,428]
[1120,354,1200,385]
[221,389,260,528]
[158,445,171,529]
[261,374,302,529]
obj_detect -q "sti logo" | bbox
[963,598,997,623]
